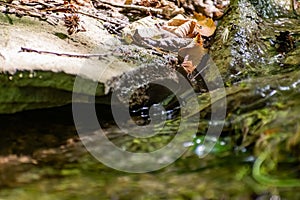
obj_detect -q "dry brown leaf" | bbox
[197,0,224,18]
[194,33,203,46]
[181,55,196,74]
[213,10,224,18]
[193,12,216,37]
[138,0,161,8]
[167,14,189,26]
[161,25,178,34]
[163,17,198,38]
[124,0,132,5]
[174,20,197,38]
[163,14,216,38]
[178,34,208,73]
[193,12,206,22]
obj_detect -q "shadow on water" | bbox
[0,104,116,156]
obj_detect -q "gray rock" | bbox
[0,12,174,113]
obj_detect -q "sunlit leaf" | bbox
[174,20,197,38]
[178,36,208,73]
[124,0,132,5]
[163,14,216,38]
[193,12,207,22]
[181,55,196,74]
[193,12,216,37]
[167,14,189,26]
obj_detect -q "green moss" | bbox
[0,71,105,94]
[0,71,106,113]
[54,32,69,40]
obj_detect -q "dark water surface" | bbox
[0,99,299,199]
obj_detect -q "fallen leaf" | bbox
[124,0,132,4]
[167,14,189,26]
[138,0,161,8]
[163,18,198,38]
[122,16,192,51]
[193,12,216,37]
[178,34,208,73]
[197,0,224,18]
[163,14,216,38]
[173,20,197,38]
[181,55,196,74]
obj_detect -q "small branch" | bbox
[97,0,184,17]
[0,2,60,25]
[0,52,5,60]
[98,0,163,14]
[76,10,128,26]
[20,47,112,58]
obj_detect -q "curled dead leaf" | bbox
[64,14,80,35]
[174,20,197,38]
[64,14,86,35]
[162,15,192,38]
[163,14,216,38]
[163,16,198,38]
[178,35,208,73]
[181,55,196,74]
[166,14,189,26]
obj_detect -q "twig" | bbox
[0,1,128,27]
[76,10,128,26]
[97,0,183,17]
[20,47,112,58]
[98,0,163,13]
[42,6,129,26]
[0,52,5,60]
[0,2,60,25]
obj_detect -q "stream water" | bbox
[0,77,300,200]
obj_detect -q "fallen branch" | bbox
[97,0,184,18]
[20,47,112,58]
[0,2,60,25]
[0,1,128,27]
[77,10,128,26]
[98,0,163,13]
